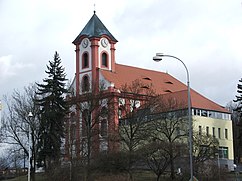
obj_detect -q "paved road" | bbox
[230,164,242,181]
[236,164,242,172]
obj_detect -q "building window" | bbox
[82,75,90,92]
[100,119,107,137]
[219,147,228,159]
[118,108,123,119]
[102,52,108,67]
[82,109,90,137]
[199,126,202,135]
[193,109,200,116]
[209,111,216,118]
[71,125,76,141]
[216,112,223,119]
[212,127,215,137]
[70,113,76,142]
[201,110,208,117]
[70,112,76,123]
[218,128,221,139]
[225,129,228,139]
[206,126,209,136]
[82,52,89,68]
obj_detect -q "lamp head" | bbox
[153,56,162,62]
[28,112,33,118]
[153,53,164,62]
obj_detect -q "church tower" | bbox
[72,11,118,96]
[66,12,119,158]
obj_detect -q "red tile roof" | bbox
[160,90,230,113]
[101,64,230,113]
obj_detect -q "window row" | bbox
[82,75,90,92]
[193,108,230,120]
[198,145,228,159]
[198,125,228,139]
[81,52,108,69]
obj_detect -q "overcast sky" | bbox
[1,0,242,109]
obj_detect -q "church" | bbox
[65,11,234,171]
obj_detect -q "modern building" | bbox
[65,12,234,170]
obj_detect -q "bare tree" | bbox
[193,131,219,176]
[0,154,9,169]
[1,84,40,181]
[116,80,190,180]
[66,79,157,180]
[149,97,188,180]
[118,79,157,180]
[139,141,171,181]
[67,81,113,181]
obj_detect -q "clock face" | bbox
[101,38,108,48]
[82,39,88,48]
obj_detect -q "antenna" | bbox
[94,3,96,14]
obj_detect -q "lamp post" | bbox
[215,152,221,181]
[153,53,193,180]
[28,112,33,181]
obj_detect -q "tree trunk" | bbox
[86,133,91,181]
[128,171,133,181]
[128,149,134,181]
[156,174,161,181]
[170,144,175,180]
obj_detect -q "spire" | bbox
[73,12,118,45]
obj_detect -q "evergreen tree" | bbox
[234,78,242,110]
[36,51,68,169]
[234,78,242,163]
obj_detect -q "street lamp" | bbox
[153,53,193,180]
[28,112,33,181]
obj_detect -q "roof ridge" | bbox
[116,63,168,75]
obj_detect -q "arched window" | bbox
[82,52,89,69]
[118,108,123,119]
[100,119,107,137]
[101,106,108,117]
[70,112,76,123]
[70,112,76,142]
[100,107,108,137]
[101,52,108,67]
[82,109,90,137]
[82,75,90,92]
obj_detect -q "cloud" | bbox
[0,55,34,90]
[0,0,242,107]
[0,55,15,77]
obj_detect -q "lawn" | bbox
[5,171,242,181]
[6,173,47,181]
[5,171,156,181]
